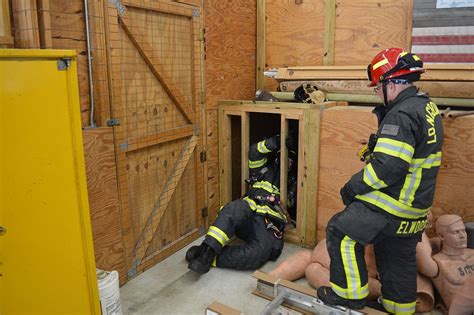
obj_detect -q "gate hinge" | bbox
[201,207,208,218]
[200,151,207,162]
[107,118,120,126]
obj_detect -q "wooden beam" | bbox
[0,0,14,47]
[279,80,474,98]
[323,0,336,66]
[36,0,52,48]
[256,0,265,91]
[124,125,195,152]
[279,116,288,210]
[276,64,474,82]
[219,109,232,205]
[119,16,195,124]
[11,0,40,48]
[302,108,321,247]
[241,112,249,195]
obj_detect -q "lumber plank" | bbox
[256,0,265,90]
[323,0,336,66]
[11,0,40,48]
[279,80,474,98]
[0,0,14,46]
[37,0,53,48]
[276,65,474,82]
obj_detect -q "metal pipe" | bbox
[84,0,96,128]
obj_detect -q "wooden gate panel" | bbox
[107,0,204,278]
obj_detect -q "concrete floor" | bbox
[120,237,305,314]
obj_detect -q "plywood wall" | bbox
[204,0,256,220]
[264,0,413,88]
[83,128,126,285]
[318,106,474,241]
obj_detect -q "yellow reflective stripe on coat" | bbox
[257,140,271,153]
[207,226,229,247]
[335,236,369,299]
[382,298,416,315]
[243,196,286,222]
[355,191,430,219]
[399,168,423,206]
[408,151,442,172]
[363,163,388,189]
[249,157,267,169]
[251,180,280,195]
[374,138,414,164]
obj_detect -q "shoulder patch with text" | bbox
[381,124,400,136]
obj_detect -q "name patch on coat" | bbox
[381,124,400,136]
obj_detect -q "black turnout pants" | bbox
[326,201,422,311]
[203,199,284,270]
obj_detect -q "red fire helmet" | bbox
[367,48,425,87]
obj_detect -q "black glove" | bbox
[340,183,356,206]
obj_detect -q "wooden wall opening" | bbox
[219,101,339,247]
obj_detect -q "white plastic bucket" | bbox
[96,269,123,315]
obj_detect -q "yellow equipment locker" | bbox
[0,50,100,314]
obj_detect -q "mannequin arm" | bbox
[416,233,439,277]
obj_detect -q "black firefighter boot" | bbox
[188,244,215,274]
[185,243,206,262]
[317,286,366,310]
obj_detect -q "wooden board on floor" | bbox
[82,127,127,285]
[317,106,474,241]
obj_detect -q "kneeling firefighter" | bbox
[317,48,443,314]
[186,134,298,274]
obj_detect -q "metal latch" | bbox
[57,58,72,70]
[107,118,120,126]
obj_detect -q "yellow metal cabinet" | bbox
[0,50,100,314]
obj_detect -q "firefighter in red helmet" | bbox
[317,48,444,314]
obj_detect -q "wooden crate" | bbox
[217,100,340,247]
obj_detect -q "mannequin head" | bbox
[436,215,467,255]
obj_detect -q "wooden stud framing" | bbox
[219,107,233,205]
[218,101,336,246]
[0,0,14,47]
[11,0,40,48]
[256,0,265,91]
[323,0,336,66]
[36,0,52,48]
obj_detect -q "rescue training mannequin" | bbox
[316,47,444,314]
[185,134,297,274]
[269,239,382,299]
[268,235,436,312]
[417,214,474,312]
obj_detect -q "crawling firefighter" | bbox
[186,134,297,274]
[317,48,444,314]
